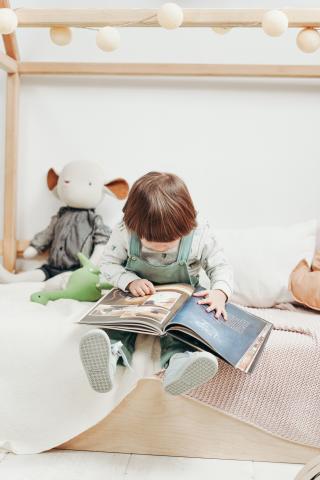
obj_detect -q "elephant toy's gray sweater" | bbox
[30,206,111,269]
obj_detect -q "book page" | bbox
[80,283,193,331]
[165,298,272,372]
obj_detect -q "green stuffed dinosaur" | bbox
[30,253,112,305]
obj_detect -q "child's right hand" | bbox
[128,279,156,296]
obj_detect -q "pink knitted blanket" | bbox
[185,307,320,448]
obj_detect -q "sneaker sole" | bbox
[79,330,114,393]
[164,355,218,396]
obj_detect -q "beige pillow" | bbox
[289,255,320,311]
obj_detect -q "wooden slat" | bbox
[0,240,28,257]
[0,1,20,60]
[18,62,320,78]
[0,240,46,259]
[2,73,19,271]
[15,8,320,28]
[0,51,17,72]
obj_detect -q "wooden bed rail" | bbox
[14,8,320,28]
[17,63,320,78]
[0,240,29,258]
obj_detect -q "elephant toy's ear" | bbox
[104,178,129,200]
[47,168,60,198]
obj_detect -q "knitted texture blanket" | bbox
[184,307,320,447]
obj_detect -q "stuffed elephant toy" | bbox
[0,161,129,284]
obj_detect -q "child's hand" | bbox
[128,279,156,297]
[193,289,228,320]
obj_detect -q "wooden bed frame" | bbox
[1,3,320,463]
[59,378,320,464]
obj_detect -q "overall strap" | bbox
[177,230,195,264]
[129,232,141,257]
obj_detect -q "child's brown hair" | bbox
[123,171,197,242]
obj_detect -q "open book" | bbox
[78,283,272,373]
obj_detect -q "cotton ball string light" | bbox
[262,10,288,37]
[50,26,72,46]
[157,3,183,30]
[296,28,320,53]
[212,27,231,35]
[96,26,120,52]
[0,8,18,34]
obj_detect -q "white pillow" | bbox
[215,220,317,308]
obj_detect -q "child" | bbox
[80,172,233,396]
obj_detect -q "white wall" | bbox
[1,0,320,258]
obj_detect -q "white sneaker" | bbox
[79,329,127,393]
[163,351,219,396]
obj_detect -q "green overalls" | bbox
[106,231,198,368]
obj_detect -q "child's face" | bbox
[141,238,180,252]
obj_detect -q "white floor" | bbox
[0,451,303,480]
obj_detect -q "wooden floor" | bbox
[0,451,303,479]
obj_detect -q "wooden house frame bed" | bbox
[1,2,320,464]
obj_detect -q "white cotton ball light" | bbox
[157,3,183,30]
[0,8,18,34]
[50,26,72,46]
[96,26,120,52]
[296,28,320,53]
[262,10,288,37]
[212,27,231,35]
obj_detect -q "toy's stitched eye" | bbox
[64,180,70,184]
[89,182,92,186]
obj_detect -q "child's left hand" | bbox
[193,289,228,320]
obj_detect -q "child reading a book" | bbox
[80,172,233,395]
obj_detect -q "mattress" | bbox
[0,282,319,453]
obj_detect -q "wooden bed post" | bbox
[1,0,20,270]
[3,72,19,271]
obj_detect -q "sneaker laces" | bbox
[111,341,133,371]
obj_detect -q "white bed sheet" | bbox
[0,282,160,454]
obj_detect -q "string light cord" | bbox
[6,6,320,54]
[13,7,157,30]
